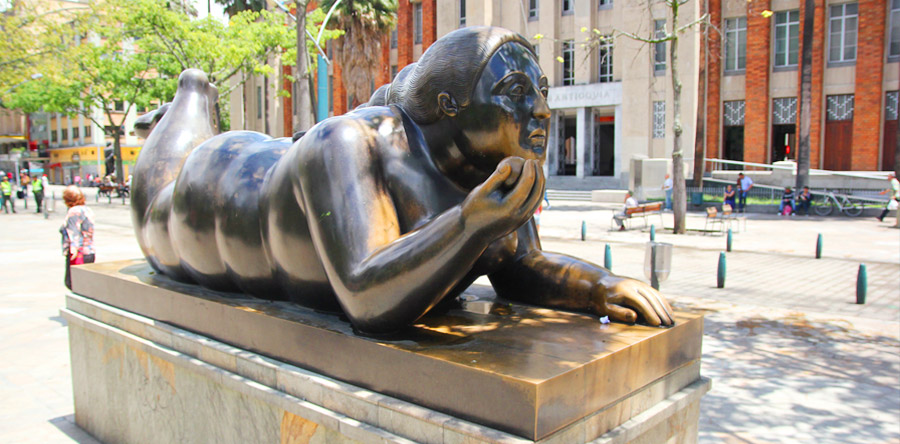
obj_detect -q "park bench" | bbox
[611,201,664,230]
[96,184,129,203]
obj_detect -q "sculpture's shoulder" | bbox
[298,105,408,159]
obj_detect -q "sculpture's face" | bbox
[455,42,550,172]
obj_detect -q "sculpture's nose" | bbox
[533,94,551,120]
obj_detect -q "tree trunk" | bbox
[693,0,708,190]
[670,1,686,234]
[113,129,124,184]
[796,0,814,190]
[294,0,314,132]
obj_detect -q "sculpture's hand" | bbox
[462,157,544,241]
[592,276,674,326]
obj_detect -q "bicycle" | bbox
[812,190,863,217]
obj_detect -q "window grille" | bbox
[723,101,745,126]
[886,91,899,121]
[562,40,575,86]
[653,101,666,138]
[654,19,666,74]
[598,37,613,83]
[772,97,797,124]
[826,94,854,121]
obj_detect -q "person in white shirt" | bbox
[737,173,753,213]
[614,191,638,231]
[662,174,673,210]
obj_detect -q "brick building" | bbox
[706,0,899,172]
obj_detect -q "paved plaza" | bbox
[1,186,898,443]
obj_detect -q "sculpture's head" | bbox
[384,27,550,172]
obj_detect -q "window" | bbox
[598,37,613,83]
[772,97,797,124]
[724,17,747,72]
[774,11,799,67]
[562,0,573,15]
[828,3,857,64]
[256,86,262,120]
[61,129,68,142]
[528,0,538,21]
[826,94,854,121]
[459,0,466,27]
[654,19,667,74]
[652,101,666,138]
[51,130,57,143]
[413,3,422,44]
[598,0,612,9]
[84,125,91,138]
[723,101,745,126]
[828,3,859,63]
[890,0,900,60]
[391,65,398,80]
[114,100,125,112]
[73,127,79,139]
[562,40,575,86]
[390,29,397,49]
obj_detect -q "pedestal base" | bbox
[64,260,709,443]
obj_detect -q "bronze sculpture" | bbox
[132,26,674,334]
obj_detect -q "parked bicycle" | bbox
[812,190,863,217]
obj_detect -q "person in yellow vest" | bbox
[32,173,45,213]
[0,176,15,213]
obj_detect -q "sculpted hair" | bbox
[369,27,534,124]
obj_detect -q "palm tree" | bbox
[319,0,395,108]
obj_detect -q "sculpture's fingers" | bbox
[604,303,637,324]
[481,161,513,194]
[637,286,673,326]
[609,293,661,326]
[507,159,536,204]
[521,161,544,218]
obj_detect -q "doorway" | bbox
[557,117,577,175]
[592,117,615,176]
[723,126,744,170]
[771,124,796,162]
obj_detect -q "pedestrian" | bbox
[613,191,638,231]
[61,186,95,290]
[1,175,16,213]
[723,184,736,210]
[543,189,550,209]
[877,172,899,225]
[737,173,753,213]
[32,173,45,213]
[662,173,673,210]
[796,186,812,216]
[779,186,795,216]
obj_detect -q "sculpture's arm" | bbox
[489,223,674,326]
[296,131,543,334]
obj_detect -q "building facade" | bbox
[706,0,898,172]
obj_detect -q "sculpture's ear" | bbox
[438,92,458,117]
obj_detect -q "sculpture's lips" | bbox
[529,129,546,146]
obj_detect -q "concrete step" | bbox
[547,190,593,201]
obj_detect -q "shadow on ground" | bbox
[693,307,900,444]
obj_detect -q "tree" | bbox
[583,1,708,234]
[795,0,813,191]
[126,0,297,130]
[318,0,396,109]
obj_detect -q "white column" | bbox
[546,111,558,176]
[78,106,86,145]
[124,105,138,145]
[55,113,63,147]
[91,106,105,146]
[614,104,623,182]
[576,106,588,178]
[67,114,74,146]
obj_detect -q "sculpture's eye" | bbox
[508,84,526,100]
[539,86,549,98]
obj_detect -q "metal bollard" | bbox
[815,234,823,259]
[717,252,726,288]
[727,228,733,252]
[581,221,586,241]
[604,243,612,270]
[650,224,656,241]
[856,264,867,304]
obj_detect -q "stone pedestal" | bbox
[64,260,709,443]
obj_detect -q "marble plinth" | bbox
[66,260,709,443]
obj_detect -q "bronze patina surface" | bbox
[130,26,674,334]
[72,260,703,440]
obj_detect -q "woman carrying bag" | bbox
[61,186,95,290]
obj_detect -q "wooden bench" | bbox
[611,202,664,230]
